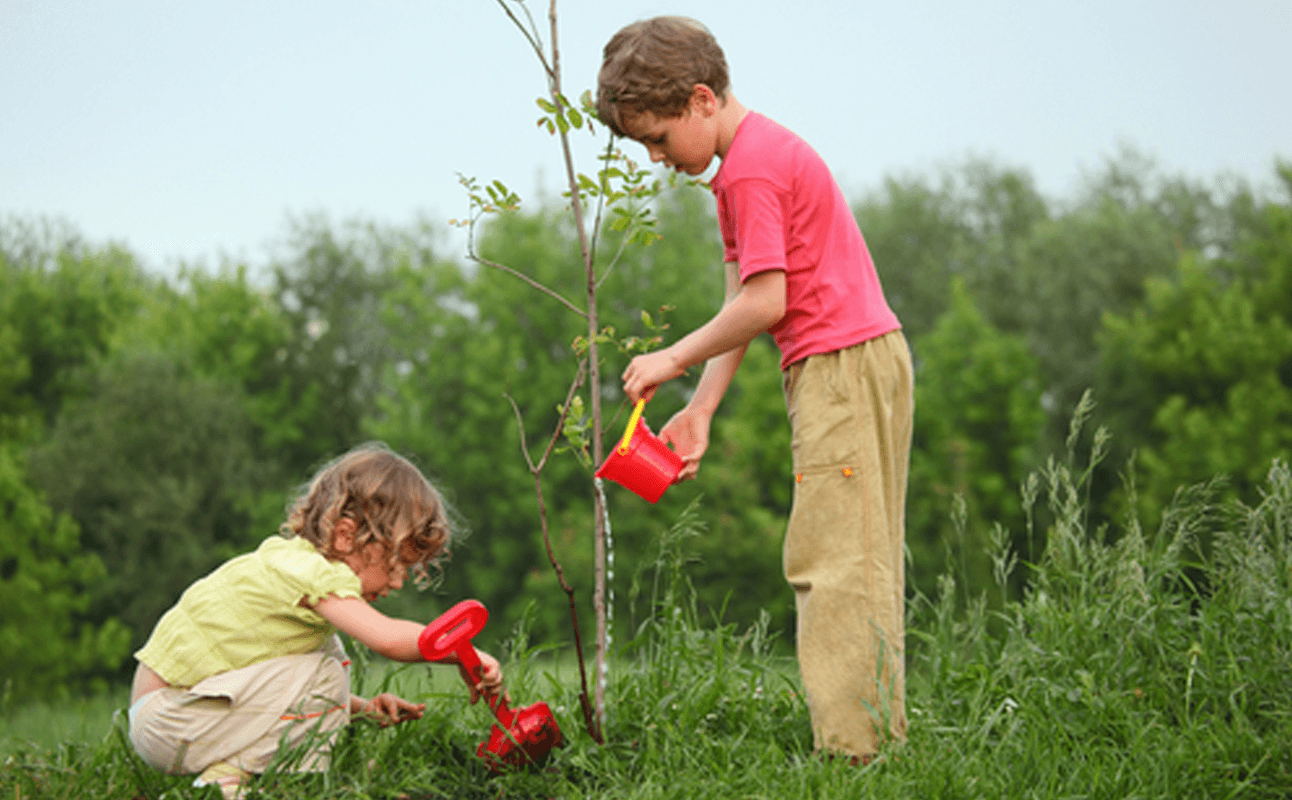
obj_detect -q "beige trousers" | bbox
[782,330,913,758]
[129,635,352,776]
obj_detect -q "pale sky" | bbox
[3,0,1289,275]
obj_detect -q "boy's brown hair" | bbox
[596,15,729,137]
[282,442,453,589]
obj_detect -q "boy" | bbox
[598,16,913,762]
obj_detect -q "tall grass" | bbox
[3,419,1290,798]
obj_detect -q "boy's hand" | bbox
[622,347,684,403]
[461,650,511,706]
[660,408,711,482]
[358,692,426,727]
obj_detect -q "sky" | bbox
[3,0,1289,275]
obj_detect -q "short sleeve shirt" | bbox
[711,112,900,368]
[134,535,362,687]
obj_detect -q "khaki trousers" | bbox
[130,635,352,776]
[782,330,913,758]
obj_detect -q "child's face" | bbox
[347,540,408,602]
[623,101,718,176]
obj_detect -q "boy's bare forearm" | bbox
[688,345,747,418]
[622,266,783,403]
[667,269,784,374]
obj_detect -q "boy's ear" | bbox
[690,83,719,115]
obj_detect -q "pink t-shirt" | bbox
[712,112,900,369]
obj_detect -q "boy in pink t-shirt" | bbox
[598,16,913,762]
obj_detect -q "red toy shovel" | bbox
[418,599,563,772]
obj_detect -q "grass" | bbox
[0,691,130,757]
[3,424,1291,798]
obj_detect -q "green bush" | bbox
[0,445,130,702]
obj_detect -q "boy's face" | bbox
[622,91,719,176]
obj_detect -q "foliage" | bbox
[1098,165,1292,525]
[25,348,263,660]
[0,228,146,430]
[125,263,303,535]
[907,279,1045,597]
[859,148,1267,457]
[1006,151,1242,452]
[0,444,130,701]
[264,217,421,477]
[0,224,145,697]
[366,202,589,634]
[687,335,795,634]
[857,159,1048,340]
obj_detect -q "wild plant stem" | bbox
[503,360,602,743]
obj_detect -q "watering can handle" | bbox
[417,600,514,723]
[617,399,647,455]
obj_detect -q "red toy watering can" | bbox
[595,398,684,503]
[418,599,563,772]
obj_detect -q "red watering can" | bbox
[595,398,684,503]
[418,599,563,772]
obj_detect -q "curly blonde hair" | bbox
[281,442,453,589]
[596,16,730,138]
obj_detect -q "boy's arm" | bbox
[685,260,766,414]
[626,263,783,480]
[622,264,784,403]
[659,339,746,481]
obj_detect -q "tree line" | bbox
[1,150,1288,700]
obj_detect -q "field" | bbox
[3,455,1290,799]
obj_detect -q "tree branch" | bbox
[467,252,587,319]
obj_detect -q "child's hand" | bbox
[660,407,711,482]
[357,692,426,727]
[622,347,684,404]
[461,650,511,706]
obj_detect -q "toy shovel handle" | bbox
[418,599,487,673]
[416,600,513,723]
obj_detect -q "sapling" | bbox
[454,0,694,741]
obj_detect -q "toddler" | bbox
[128,442,504,798]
